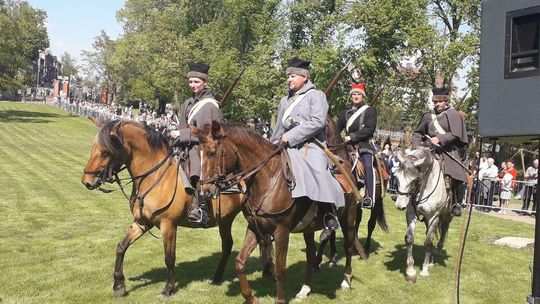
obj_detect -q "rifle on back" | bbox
[220,67,246,106]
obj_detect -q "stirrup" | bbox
[323,213,340,231]
[188,207,209,226]
[361,197,373,209]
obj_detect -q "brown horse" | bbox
[81,119,271,297]
[197,121,357,304]
[316,115,389,266]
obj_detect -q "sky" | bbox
[27,0,125,62]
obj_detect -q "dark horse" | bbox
[81,119,272,297]
[197,121,357,304]
[316,115,389,266]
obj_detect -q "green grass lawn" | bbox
[0,101,535,304]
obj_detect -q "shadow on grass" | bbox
[224,258,346,301]
[125,249,346,302]
[313,235,383,263]
[384,243,450,278]
[126,251,262,294]
[0,109,62,123]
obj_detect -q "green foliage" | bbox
[0,0,48,92]
[59,52,78,77]
[69,0,481,128]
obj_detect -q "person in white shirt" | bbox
[478,158,498,211]
[521,159,538,215]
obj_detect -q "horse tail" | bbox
[259,236,274,276]
[375,195,389,233]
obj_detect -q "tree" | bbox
[0,0,48,92]
[346,0,481,129]
[81,31,117,102]
[60,52,78,77]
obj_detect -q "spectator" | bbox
[478,158,498,212]
[521,159,538,215]
[498,171,513,215]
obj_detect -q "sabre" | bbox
[313,138,362,202]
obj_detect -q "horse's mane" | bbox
[97,120,168,158]
[221,122,276,151]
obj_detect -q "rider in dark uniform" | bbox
[412,87,469,216]
[336,83,377,209]
[171,62,223,226]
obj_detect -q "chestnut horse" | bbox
[316,115,389,266]
[81,119,272,297]
[197,122,357,304]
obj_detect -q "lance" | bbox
[324,58,355,97]
[220,67,246,106]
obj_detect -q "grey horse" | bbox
[393,147,453,282]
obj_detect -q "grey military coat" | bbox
[174,89,223,178]
[270,80,345,207]
[412,107,469,183]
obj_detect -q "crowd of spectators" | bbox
[470,152,538,216]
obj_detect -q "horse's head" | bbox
[81,118,127,190]
[393,147,433,210]
[197,121,239,198]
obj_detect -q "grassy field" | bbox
[0,101,535,304]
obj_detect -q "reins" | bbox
[200,140,287,191]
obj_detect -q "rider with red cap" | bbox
[337,83,378,208]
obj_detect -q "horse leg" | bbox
[295,232,316,301]
[261,240,275,278]
[328,231,338,267]
[210,218,234,284]
[365,201,378,255]
[340,200,356,290]
[274,225,290,304]
[420,215,439,277]
[436,214,451,254]
[113,222,149,297]
[404,206,417,283]
[315,235,329,270]
[236,228,260,304]
[159,221,177,297]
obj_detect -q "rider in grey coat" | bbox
[270,57,344,237]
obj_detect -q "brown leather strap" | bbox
[200,141,286,189]
[281,148,295,188]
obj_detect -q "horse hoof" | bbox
[207,277,221,285]
[158,288,174,298]
[420,269,429,277]
[329,261,337,268]
[113,286,128,297]
[405,273,417,283]
[294,284,311,301]
[340,274,352,290]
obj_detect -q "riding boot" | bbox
[452,182,466,217]
[187,177,209,227]
[320,205,340,242]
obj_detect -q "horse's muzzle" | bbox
[83,181,96,190]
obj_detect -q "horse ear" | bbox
[89,117,104,127]
[211,121,224,139]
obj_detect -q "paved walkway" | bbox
[469,201,536,225]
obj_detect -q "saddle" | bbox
[354,155,390,183]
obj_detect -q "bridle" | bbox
[395,156,443,221]
[199,136,286,197]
